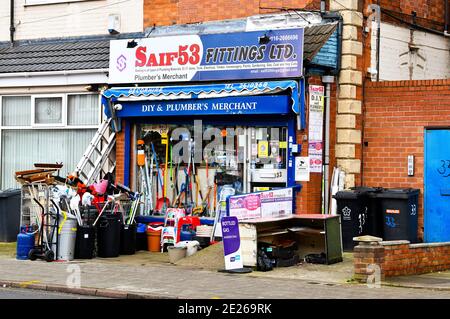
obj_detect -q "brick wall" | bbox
[362,79,450,240]
[115,122,125,185]
[383,241,450,276]
[144,0,320,27]
[363,79,450,241]
[365,0,447,32]
[354,240,450,280]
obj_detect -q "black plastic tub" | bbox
[97,214,122,258]
[75,225,96,259]
[120,224,136,255]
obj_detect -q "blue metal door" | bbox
[424,129,450,242]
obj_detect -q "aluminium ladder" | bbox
[75,118,116,185]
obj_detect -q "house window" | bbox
[68,94,99,126]
[25,0,95,6]
[1,96,31,126]
[34,96,64,125]
[0,93,100,189]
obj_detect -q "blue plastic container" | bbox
[136,223,147,233]
[16,227,34,260]
[180,229,195,241]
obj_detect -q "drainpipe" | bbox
[445,0,449,36]
[375,1,381,81]
[322,75,335,215]
[10,0,15,46]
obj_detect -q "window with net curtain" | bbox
[1,94,99,189]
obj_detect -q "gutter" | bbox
[0,69,109,78]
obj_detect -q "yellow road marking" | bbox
[19,280,41,288]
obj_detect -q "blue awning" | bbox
[102,80,301,114]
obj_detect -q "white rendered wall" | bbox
[0,0,143,41]
[370,22,450,80]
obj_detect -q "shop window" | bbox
[1,96,31,126]
[67,94,99,126]
[33,96,64,125]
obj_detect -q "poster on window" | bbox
[260,188,294,219]
[308,85,324,173]
[228,187,294,221]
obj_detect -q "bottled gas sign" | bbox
[109,29,304,84]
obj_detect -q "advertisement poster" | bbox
[109,28,304,84]
[221,216,244,270]
[295,156,310,182]
[258,141,269,158]
[228,194,261,221]
[308,85,324,173]
[228,188,294,220]
[309,141,323,173]
[260,188,293,219]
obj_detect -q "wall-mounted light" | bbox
[127,40,138,48]
[258,34,271,45]
[114,104,123,111]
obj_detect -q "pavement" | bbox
[0,246,450,299]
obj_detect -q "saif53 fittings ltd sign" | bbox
[109,29,304,84]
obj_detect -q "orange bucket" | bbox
[147,226,162,252]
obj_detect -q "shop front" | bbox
[103,80,304,219]
[103,28,307,220]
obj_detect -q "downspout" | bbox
[445,0,449,36]
[376,0,381,81]
[322,76,334,215]
[10,0,15,47]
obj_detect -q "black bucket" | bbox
[136,223,147,251]
[97,214,122,258]
[120,224,136,255]
[75,225,96,259]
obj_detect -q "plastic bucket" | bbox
[97,214,122,258]
[168,246,187,263]
[120,224,136,255]
[147,226,162,252]
[175,240,200,257]
[75,225,96,259]
[136,223,148,251]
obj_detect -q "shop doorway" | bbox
[424,128,450,242]
[135,121,289,217]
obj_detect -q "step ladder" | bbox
[75,118,116,185]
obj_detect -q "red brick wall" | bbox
[354,241,450,279]
[362,79,450,241]
[115,121,126,185]
[144,0,321,27]
[383,242,450,276]
[364,0,447,32]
